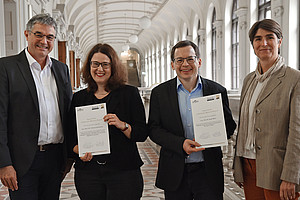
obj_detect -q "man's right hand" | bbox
[0,165,18,191]
[183,139,205,154]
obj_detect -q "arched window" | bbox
[211,8,216,81]
[258,0,271,20]
[231,0,239,89]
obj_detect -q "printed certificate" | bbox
[76,103,110,156]
[191,93,228,148]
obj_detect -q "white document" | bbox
[191,93,228,148]
[75,103,110,157]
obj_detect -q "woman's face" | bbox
[90,52,112,87]
[252,28,282,63]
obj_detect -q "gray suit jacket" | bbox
[233,65,300,191]
[0,50,73,177]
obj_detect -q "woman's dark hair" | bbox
[248,19,283,45]
[170,40,200,61]
[81,43,127,92]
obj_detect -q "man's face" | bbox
[171,45,201,83]
[24,23,56,62]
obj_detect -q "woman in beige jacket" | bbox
[233,19,300,200]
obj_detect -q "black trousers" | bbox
[164,162,223,200]
[74,161,143,200]
[9,145,63,200]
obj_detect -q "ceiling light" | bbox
[129,34,138,43]
[122,44,130,51]
[139,16,151,29]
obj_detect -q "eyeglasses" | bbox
[90,61,111,70]
[30,31,56,41]
[173,56,197,65]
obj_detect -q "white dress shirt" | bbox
[25,49,63,145]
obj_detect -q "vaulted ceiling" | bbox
[60,0,207,57]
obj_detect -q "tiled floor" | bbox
[0,140,164,200]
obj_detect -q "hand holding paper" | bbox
[191,94,228,148]
[183,139,205,154]
[75,103,110,157]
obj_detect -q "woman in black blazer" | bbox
[67,43,148,200]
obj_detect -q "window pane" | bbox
[259,0,265,6]
[266,10,271,19]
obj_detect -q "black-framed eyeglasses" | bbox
[30,31,56,41]
[90,61,111,70]
[173,56,197,65]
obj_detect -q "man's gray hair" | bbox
[26,13,57,32]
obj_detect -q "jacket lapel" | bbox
[240,73,256,107]
[17,50,39,110]
[255,66,286,107]
[51,61,65,120]
[168,78,185,135]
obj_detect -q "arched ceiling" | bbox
[62,0,207,57]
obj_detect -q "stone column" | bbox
[150,55,154,85]
[272,0,285,60]
[213,20,223,84]
[163,47,168,81]
[157,50,162,83]
[235,7,248,91]
[272,0,283,25]
[198,29,206,76]
[153,52,157,84]
[169,42,174,78]
[145,54,150,87]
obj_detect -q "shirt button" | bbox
[256,109,261,114]
[256,128,261,132]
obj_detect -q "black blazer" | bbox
[67,85,148,170]
[148,77,236,192]
[0,50,73,177]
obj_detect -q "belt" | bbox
[37,143,62,152]
[185,162,205,171]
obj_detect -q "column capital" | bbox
[163,48,167,56]
[198,29,206,45]
[273,6,284,18]
[213,20,223,39]
[52,9,67,41]
[236,8,248,30]
[235,7,248,18]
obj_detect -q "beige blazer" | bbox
[233,65,300,191]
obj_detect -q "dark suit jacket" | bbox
[148,77,236,192]
[67,85,148,170]
[0,50,73,177]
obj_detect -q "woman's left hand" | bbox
[103,114,124,130]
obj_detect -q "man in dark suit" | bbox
[148,40,236,200]
[0,14,72,199]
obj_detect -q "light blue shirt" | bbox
[177,76,204,163]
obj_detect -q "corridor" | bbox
[0,138,244,200]
[0,140,164,200]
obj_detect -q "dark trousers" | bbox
[164,162,223,200]
[74,161,143,200]
[9,145,63,200]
